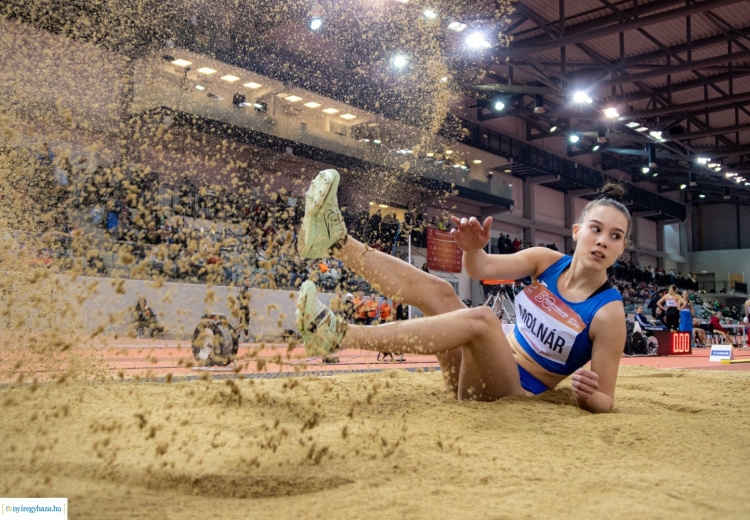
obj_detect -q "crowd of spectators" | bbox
[12,146,750,323]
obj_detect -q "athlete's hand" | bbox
[450,216,492,252]
[571,368,599,399]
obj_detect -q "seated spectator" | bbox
[135,297,163,337]
[709,312,737,346]
[634,305,665,331]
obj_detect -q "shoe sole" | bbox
[306,169,339,221]
[302,170,340,257]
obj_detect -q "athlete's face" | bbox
[572,205,628,269]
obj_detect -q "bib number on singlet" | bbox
[515,284,585,365]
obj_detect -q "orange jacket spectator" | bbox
[353,295,367,320]
[377,299,392,321]
[364,297,378,320]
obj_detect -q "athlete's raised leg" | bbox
[299,169,466,393]
[297,281,523,401]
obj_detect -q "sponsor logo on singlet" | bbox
[515,283,586,365]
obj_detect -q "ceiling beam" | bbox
[503,0,745,57]
[692,145,750,159]
[661,122,750,142]
[567,25,750,81]
[597,49,750,89]
[618,90,750,120]
[613,70,750,104]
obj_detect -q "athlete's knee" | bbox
[466,305,499,331]
[425,277,463,313]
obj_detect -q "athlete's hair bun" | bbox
[598,182,625,203]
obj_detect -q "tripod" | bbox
[481,282,517,324]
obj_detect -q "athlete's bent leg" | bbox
[340,306,524,401]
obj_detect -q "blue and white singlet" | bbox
[512,255,623,377]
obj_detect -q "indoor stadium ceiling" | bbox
[3,0,750,206]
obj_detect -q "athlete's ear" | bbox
[572,223,579,242]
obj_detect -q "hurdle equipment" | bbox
[720,358,750,364]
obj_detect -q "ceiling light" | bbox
[448,22,467,32]
[195,85,206,91]
[699,193,706,198]
[304,101,321,108]
[373,139,382,144]
[466,32,491,49]
[504,169,512,173]
[322,108,339,114]
[592,145,600,152]
[680,184,687,190]
[392,54,409,69]
[649,130,662,139]
[424,9,437,19]
[444,149,453,155]
[171,59,192,67]
[642,167,650,174]
[726,172,735,178]
[549,125,557,133]
[493,100,505,111]
[573,91,592,104]
[285,95,303,102]
[534,95,545,114]
[197,67,216,75]
[696,157,710,165]
[426,152,435,157]
[603,107,619,118]
[221,75,240,83]
[626,122,640,128]
[745,182,750,186]
[309,16,323,31]
[569,135,580,144]
[636,126,649,132]
[340,113,356,120]
[714,166,722,172]
[244,82,262,89]
[473,159,482,164]
[652,173,658,177]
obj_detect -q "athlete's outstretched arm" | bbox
[450,216,563,281]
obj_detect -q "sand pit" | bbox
[1,366,749,519]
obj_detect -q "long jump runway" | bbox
[3,336,749,383]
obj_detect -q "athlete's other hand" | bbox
[450,216,492,252]
[571,368,599,399]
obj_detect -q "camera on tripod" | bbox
[480,279,517,323]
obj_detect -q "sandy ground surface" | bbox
[1,363,749,519]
